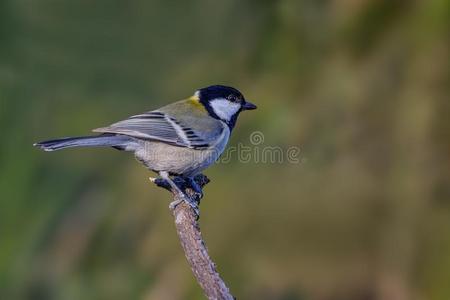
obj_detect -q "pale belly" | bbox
[134,143,219,176]
[134,125,230,177]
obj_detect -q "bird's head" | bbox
[195,85,257,129]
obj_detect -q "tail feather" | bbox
[34,134,133,152]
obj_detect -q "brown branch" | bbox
[154,175,234,300]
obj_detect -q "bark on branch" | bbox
[154,175,234,300]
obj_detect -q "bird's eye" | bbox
[227,95,238,102]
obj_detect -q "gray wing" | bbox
[93,111,211,149]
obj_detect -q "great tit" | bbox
[35,85,257,207]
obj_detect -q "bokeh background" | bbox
[1,0,449,299]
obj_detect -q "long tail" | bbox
[34,134,133,152]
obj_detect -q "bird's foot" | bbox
[153,173,204,219]
[169,198,183,210]
[170,194,200,218]
[152,173,209,220]
[172,179,201,218]
[184,177,204,202]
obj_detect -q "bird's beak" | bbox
[242,101,257,111]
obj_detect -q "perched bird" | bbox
[34,85,256,211]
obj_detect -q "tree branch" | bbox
[153,175,234,300]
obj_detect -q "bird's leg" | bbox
[159,171,200,217]
[159,171,185,202]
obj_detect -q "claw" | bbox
[155,172,203,219]
[169,193,200,218]
[186,199,200,218]
[169,198,183,210]
[185,177,204,200]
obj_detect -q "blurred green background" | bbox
[1,0,449,299]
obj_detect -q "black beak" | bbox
[242,101,257,111]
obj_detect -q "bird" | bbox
[34,85,257,212]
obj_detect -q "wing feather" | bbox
[93,111,211,149]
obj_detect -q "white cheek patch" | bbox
[210,98,241,122]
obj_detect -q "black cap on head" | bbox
[197,85,244,101]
